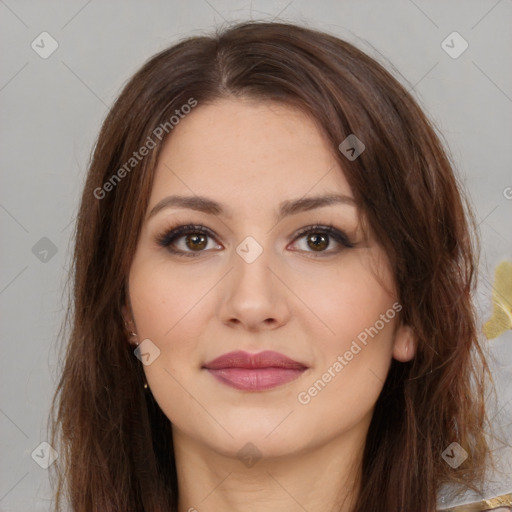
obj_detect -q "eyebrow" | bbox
[147,193,357,222]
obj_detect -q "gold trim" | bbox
[441,493,512,511]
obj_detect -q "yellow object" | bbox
[483,261,512,340]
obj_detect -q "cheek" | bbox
[128,258,210,427]
[127,259,207,402]
[291,256,397,408]
[128,255,217,341]
[296,290,397,430]
[290,256,397,349]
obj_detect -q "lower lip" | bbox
[205,367,306,391]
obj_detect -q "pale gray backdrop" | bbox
[1,1,511,510]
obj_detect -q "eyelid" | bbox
[155,223,222,256]
[288,223,354,253]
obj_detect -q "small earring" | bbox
[124,320,137,336]
[143,382,148,390]
[126,321,139,345]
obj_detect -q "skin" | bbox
[124,98,416,512]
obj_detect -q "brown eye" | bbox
[306,233,329,251]
[156,224,222,257]
[289,224,354,256]
[185,233,208,251]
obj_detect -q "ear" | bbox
[392,324,417,362]
[121,281,136,329]
[121,301,138,346]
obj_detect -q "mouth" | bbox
[202,350,308,391]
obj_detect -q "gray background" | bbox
[1,1,511,510]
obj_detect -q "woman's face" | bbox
[125,98,414,460]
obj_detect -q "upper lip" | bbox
[203,350,307,370]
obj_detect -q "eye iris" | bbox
[186,233,207,251]
[307,233,328,251]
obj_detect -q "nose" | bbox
[218,244,291,332]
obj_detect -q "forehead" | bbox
[150,98,354,212]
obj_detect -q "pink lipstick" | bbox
[203,350,307,391]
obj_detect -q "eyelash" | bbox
[155,223,354,258]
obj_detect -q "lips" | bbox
[203,350,308,391]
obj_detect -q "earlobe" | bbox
[392,324,417,362]
[121,303,139,346]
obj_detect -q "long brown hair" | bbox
[48,21,492,511]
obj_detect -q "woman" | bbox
[48,21,499,511]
